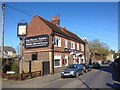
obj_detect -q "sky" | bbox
[0,2,118,53]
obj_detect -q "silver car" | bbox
[61,64,84,78]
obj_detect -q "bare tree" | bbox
[88,39,110,60]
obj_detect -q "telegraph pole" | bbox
[1,3,5,60]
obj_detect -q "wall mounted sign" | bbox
[25,34,49,49]
[64,48,80,53]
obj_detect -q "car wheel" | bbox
[76,72,79,77]
[82,70,84,75]
[85,69,88,73]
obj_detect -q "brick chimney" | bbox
[51,16,60,26]
[64,27,66,29]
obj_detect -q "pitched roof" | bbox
[0,46,16,53]
[35,16,84,43]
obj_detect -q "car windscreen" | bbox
[69,65,77,68]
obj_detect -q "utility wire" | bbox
[5,3,33,17]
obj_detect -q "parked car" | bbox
[101,61,105,64]
[102,60,111,65]
[82,64,91,73]
[61,64,84,78]
[92,62,101,69]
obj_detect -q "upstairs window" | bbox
[8,51,13,56]
[81,44,84,51]
[54,37,58,46]
[64,40,68,48]
[77,43,79,50]
[70,41,75,49]
[54,36,61,47]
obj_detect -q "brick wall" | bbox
[23,52,49,73]
[24,16,53,52]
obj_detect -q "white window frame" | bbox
[81,44,84,51]
[70,41,75,49]
[65,55,68,66]
[54,36,58,46]
[54,55,62,68]
[77,43,79,50]
[7,51,13,56]
[64,40,68,48]
[58,37,61,47]
[54,36,61,47]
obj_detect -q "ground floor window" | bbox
[32,53,38,61]
[54,55,61,68]
[65,56,68,66]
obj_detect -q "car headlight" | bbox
[70,71,74,74]
[61,71,64,74]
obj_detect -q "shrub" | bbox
[11,61,19,74]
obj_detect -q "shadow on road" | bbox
[96,62,120,89]
[100,63,119,81]
[106,82,120,89]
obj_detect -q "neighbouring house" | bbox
[23,15,89,75]
[0,46,16,58]
[83,38,90,64]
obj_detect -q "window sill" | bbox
[54,66,62,68]
[54,46,61,48]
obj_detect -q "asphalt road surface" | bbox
[41,63,120,89]
[2,62,120,89]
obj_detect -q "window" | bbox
[64,40,68,48]
[58,37,61,47]
[7,51,13,56]
[54,37,58,46]
[65,56,68,66]
[32,53,37,60]
[54,36,61,47]
[81,44,84,51]
[54,55,62,67]
[77,43,79,50]
[70,41,75,49]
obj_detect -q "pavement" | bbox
[2,62,120,88]
[2,73,61,88]
[23,72,61,86]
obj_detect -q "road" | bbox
[40,63,120,89]
[2,62,120,89]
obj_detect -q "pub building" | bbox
[23,15,89,75]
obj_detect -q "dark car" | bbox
[82,64,91,73]
[61,64,84,78]
[102,60,111,65]
[92,62,101,69]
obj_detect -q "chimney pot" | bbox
[64,27,66,29]
[51,16,60,26]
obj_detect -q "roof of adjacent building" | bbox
[35,15,84,43]
[0,46,16,53]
